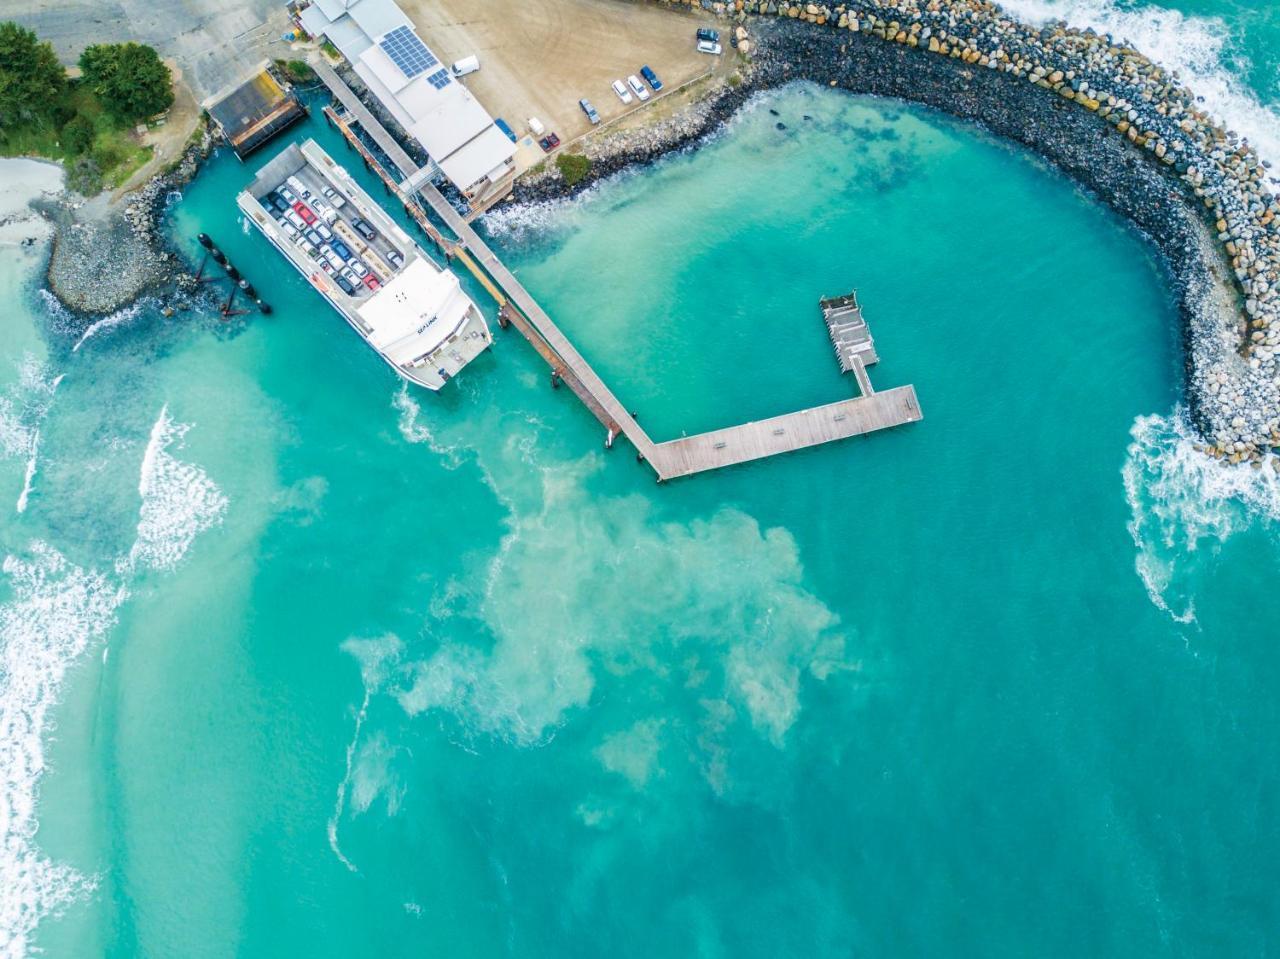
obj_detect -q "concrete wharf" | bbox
[307,60,923,480]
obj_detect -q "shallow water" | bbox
[3,1,1280,954]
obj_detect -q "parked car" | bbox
[293,201,316,225]
[527,116,546,136]
[284,209,305,230]
[627,75,650,101]
[281,222,299,239]
[696,40,722,55]
[334,273,356,296]
[538,133,560,152]
[385,249,404,269]
[314,223,333,241]
[611,79,633,104]
[640,65,663,91]
[348,258,369,278]
[266,192,289,213]
[363,274,381,291]
[323,249,345,271]
[495,117,517,142]
[579,98,600,125]
[321,186,347,209]
[696,27,720,43]
[331,239,353,261]
[286,175,310,199]
[279,186,297,204]
[451,55,480,77]
[304,227,323,247]
[351,217,377,241]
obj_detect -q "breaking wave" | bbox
[0,543,127,958]
[0,356,64,515]
[1123,408,1280,622]
[998,0,1280,171]
[121,405,228,574]
[1,403,227,952]
[71,301,146,353]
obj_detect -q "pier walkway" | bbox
[308,59,922,480]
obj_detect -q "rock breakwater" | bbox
[38,123,216,318]
[527,1,1279,463]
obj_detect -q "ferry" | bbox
[236,139,491,390]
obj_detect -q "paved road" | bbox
[7,0,290,100]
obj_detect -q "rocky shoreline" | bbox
[513,3,1280,466]
[35,122,216,318]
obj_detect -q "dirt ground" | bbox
[115,60,203,197]
[401,0,731,165]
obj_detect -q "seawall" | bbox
[519,1,1280,465]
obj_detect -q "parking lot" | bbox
[270,164,411,301]
[401,0,729,163]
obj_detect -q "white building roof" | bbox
[300,0,514,195]
[358,258,471,357]
[437,124,518,192]
[347,0,409,41]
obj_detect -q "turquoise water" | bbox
[3,2,1280,955]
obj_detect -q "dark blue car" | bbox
[640,65,662,91]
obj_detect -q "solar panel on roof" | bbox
[378,25,437,79]
[425,68,451,90]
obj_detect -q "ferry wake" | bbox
[237,139,491,390]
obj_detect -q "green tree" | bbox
[0,22,66,130]
[79,42,172,124]
[60,113,95,154]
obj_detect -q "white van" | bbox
[527,116,546,136]
[451,55,480,77]
[285,175,309,199]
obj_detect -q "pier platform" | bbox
[306,61,923,480]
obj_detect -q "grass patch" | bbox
[0,78,153,195]
[728,73,742,88]
[320,39,339,59]
[276,58,316,84]
[555,152,592,187]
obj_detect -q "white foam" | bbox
[997,0,1280,170]
[0,401,227,953]
[1123,408,1280,622]
[121,405,228,574]
[392,385,464,468]
[71,302,145,353]
[0,542,127,958]
[328,636,404,872]
[0,357,64,515]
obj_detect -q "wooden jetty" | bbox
[307,61,923,480]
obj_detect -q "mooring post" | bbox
[550,370,561,389]
[497,305,510,329]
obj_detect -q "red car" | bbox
[293,201,316,225]
[538,133,560,152]
[363,274,381,291]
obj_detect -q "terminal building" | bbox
[298,0,516,211]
